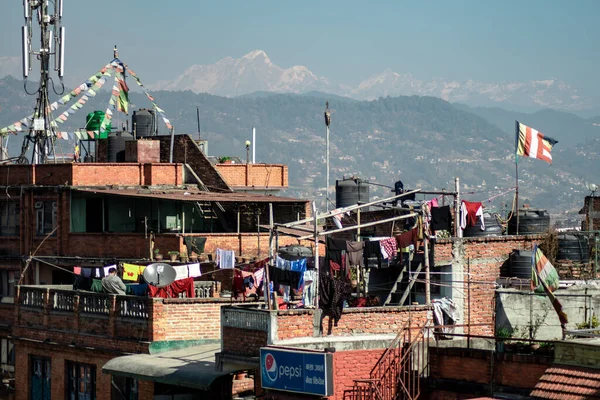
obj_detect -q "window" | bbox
[35,201,57,236]
[0,201,20,236]
[0,270,17,299]
[66,362,96,400]
[111,376,138,400]
[31,357,51,400]
[1,338,14,366]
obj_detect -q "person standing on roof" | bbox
[102,267,126,295]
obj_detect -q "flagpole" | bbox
[515,120,520,235]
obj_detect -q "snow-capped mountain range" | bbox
[0,50,591,111]
[149,50,589,111]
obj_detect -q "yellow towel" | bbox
[123,263,140,281]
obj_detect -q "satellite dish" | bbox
[143,263,177,287]
[586,182,598,195]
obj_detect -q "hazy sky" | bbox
[1,0,599,94]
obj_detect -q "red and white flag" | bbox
[516,121,558,164]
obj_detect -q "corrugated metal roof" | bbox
[74,188,308,203]
[530,364,600,399]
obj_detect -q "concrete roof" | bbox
[102,343,242,391]
[75,187,307,204]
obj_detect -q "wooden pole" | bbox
[455,177,461,238]
[268,203,276,310]
[313,201,319,308]
[424,208,431,305]
[515,120,520,235]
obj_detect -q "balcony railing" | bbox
[222,306,270,331]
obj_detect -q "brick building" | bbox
[0,134,312,399]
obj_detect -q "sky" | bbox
[1,0,599,98]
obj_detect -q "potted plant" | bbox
[218,156,233,164]
[350,267,358,289]
[168,251,180,262]
[189,252,199,262]
[180,250,189,263]
[154,248,163,261]
[496,327,512,353]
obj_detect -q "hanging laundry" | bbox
[363,239,382,269]
[216,248,235,269]
[268,265,301,289]
[319,271,352,326]
[302,270,317,307]
[149,277,195,298]
[187,263,201,278]
[428,198,439,209]
[122,263,140,282]
[346,241,364,267]
[431,205,452,233]
[395,228,418,249]
[90,279,104,293]
[173,265,188,281]
[326,237,349,278]
[126,283,149,296]
[73,275,91,291]
[460,200,484,230]
[184,236,206,256]
[73,266,82,275]
[380,238,397,260]
[103,264,117,277]
[81,268,92,278]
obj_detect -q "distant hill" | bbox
[0,78,595,214]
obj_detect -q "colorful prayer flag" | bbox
[531,245,568,325]
[516,121,558,164]
[117,76,129,114]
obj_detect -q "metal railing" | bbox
[221,306,270,331]
[350,320,428,400]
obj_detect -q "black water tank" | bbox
[508,249,534,278]
[107,131,133,162]
[507,209,550,235]
[133,108,155,138]
[463,213,503,237]
[336,178,369,208]
[557,234,590,262]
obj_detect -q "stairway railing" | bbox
[349,320,429,400]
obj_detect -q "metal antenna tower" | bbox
[19,0,66,164]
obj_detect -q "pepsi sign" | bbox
[260,347,334,396]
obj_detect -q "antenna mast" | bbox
[20,0,66,164]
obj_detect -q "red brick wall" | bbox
[0,303,14,326]
[435,236,540,336]
[151,299,240,341]
[332,349,386,400]
[145,163,182,185]
[274,307,431,340]
[222,327,268,357]
[0,164,32,185]
[216,164,288,188]
[429,347,551,393]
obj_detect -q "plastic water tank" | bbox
[507,209,550,235]
[132,108,155,138]
[463,213,503,237]
[508,249,534,278]
[107,131,133,162]
[557,234,590,262]
[336,178,369,209]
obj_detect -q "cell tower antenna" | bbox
[19,0,66,164]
